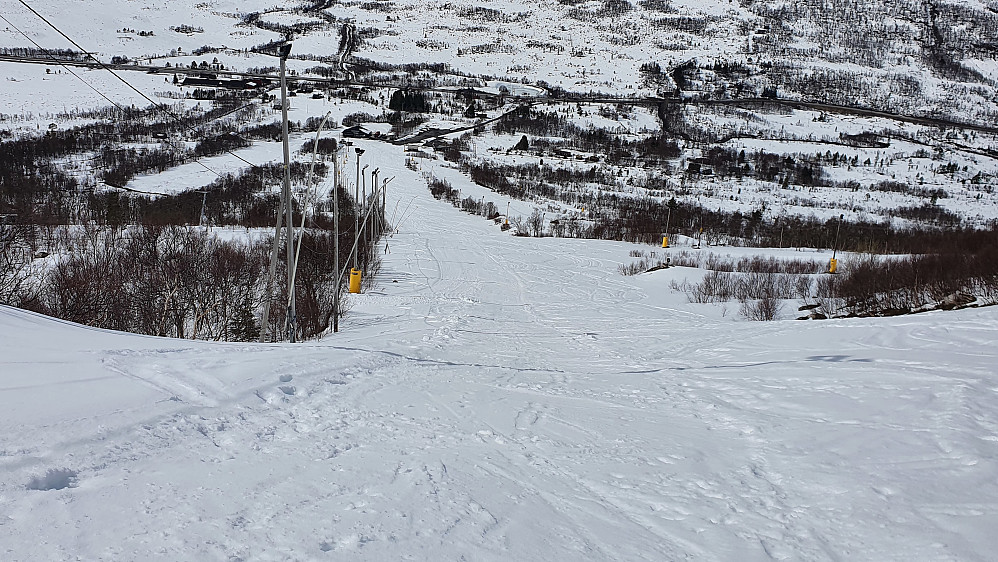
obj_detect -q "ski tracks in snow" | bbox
[5,149,998,559]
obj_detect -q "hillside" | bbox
[2,2,998,559]
[1,1,996,222]
[3,150,998,557]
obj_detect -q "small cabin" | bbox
[343,125,372,139]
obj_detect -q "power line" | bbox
[11,0,267,177]
[16,0,197,118]
[0,12,209,189]
[0,11,224,181]
[0,13,126,113]
[101,183,176,197]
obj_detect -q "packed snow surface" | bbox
[3,139,998,560]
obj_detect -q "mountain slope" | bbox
[2,138,998,559]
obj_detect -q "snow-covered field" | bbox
[2,2,998,557]
[3,137,998,560]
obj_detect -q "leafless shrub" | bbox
[815,274,843,317]
[704,254,735,272]
[619,261,645,276]
[681,269,808,303]
[738,271,773,300]
[667,251,701,268]
[824,250,998,316]
[0,224,36,307]
[740,296,783,321]
[687,270,736,303]
[509,215,529,236]
[619,255,668,276]
[794,275,814,300]
[428,177,459,201]
[736,255,780,274]
[782,258,825,275]
[660,252,822,275]
[735,255,823,274]
[527,209,545,237]
[30,223,369,341]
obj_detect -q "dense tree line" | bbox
[98,146,185,188]
[12,224,363,341]
[1,105,287,226]
[0,103,242,171]
[388,90,430,113]
[693,146,827,187]
[0,223,33,306]
[0,47,84,60]
[97,162,326,228]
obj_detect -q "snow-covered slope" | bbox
[3,137,998,560]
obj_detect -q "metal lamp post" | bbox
[353,147,364,271]
[382,176,394,232]
[279,46,297,342]
[332,142,343,332]
[331,140,353,330]
[370,168,380,262]
[832,213,844,260]
[360,164,369,270]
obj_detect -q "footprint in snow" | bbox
[279,374,293,383]
[27,468,78,491]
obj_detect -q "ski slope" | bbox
[3,138,998,560]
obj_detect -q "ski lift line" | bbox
[393,196,417,229]
[393,197,419,235]
[14,0,256,176]
[101,182,172,196]
[387,198,403,234]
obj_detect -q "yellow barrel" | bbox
[349,268,362,293]
[828,258,838,274]
[662,236,669,248]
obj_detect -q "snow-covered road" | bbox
[3,138,998,560]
